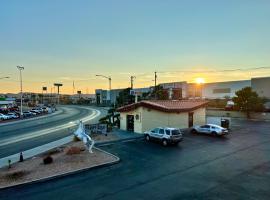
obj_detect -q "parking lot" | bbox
[1,118,270,200]
[0,106,55,124]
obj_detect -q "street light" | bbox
[96,74,112,104]
[54,83,63,105]
[95,75,111,90]
[17,66,24,118]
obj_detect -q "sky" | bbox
[0,0,270,94]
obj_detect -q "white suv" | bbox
[144,127,183,146]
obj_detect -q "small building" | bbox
[117,100,208,133]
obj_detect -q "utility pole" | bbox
[154,71,157,99]
[72,81,75,95]
[17,66,24,118]
[130,76,136,89]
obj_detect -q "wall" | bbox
[120,107,143,133]
[140,108,188,133]
[120,107,207,133]
[251,77,270,99]
[206,109,270,120]
[193,107,206,125]
[202,80,251,99]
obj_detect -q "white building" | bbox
[200,80,251,99]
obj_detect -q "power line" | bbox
[157,66,270,74]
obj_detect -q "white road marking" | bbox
[0,108,101,147]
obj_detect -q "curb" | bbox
[0,147,120,190]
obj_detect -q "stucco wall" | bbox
[193,107,206,125]
[120,107,206,133]
[120,107,143,133]
[140,108,188,133]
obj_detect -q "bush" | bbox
[65,146,82,155]
[5,170,29,180]
[47,148,62,156]
[73,135,81,142]
[43,156,53,165]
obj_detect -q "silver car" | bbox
[144,127,183,146]
[191,124,229,136]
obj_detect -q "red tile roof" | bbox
[117,100,208,113]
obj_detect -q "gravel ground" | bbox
[0,141,118,189]
[91,132,119,142]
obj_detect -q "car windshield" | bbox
[171,129,181,135]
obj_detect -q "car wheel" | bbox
[191,129,197,134]
[162,139,168,147]
[145,135,150,141]
[211,131,218,136]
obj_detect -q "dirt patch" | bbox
[0,142,118,189]
[91,132,119,142]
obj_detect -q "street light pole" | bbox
[96,75,112,105]
[17,66,24,118]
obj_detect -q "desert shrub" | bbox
[43,156,53,165]
[73,135,81,142]
[46,148,62,156]
[65,146,81,155]
[5,170,29,180]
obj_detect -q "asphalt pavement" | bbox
[0,105,107,158]
[1,118,270,200]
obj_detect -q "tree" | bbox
[233,87,265,118]
[116,88,135,107]
[150,85,168,100]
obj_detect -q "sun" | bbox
[195,77,205,84]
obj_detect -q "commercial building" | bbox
[0,97,16,106]
[193,80,251,99]
[95,89,123,106]
[117,100,208,133]
[251,77,270,99]
[95,76,270,105]
[159,81,188,99]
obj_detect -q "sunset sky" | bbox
[1,0,270,94]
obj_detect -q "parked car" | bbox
[29,111,38,116]
[6,113,19,119]
[191,124,229,136]
[31,109,42,114]
[0,113,9,121]
[144,127,183,146]
[41,107,48,113]
[23,111,34,118]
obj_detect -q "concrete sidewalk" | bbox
[0,129,143,168]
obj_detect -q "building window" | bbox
[213,88,231,94]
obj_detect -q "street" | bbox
[0,105,107,158]
[1,119,270,199]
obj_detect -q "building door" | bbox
[126,115,134,132]
[188,112,193,127]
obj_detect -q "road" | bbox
[0,105,107,158]
[1,119,270,199]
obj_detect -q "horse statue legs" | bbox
[75,120,95,153]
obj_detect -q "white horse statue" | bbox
[74,121,95,153]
